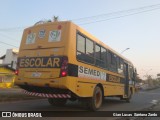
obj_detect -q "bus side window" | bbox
[77,33,94,64]
[108,51,112,71]
[95,44,106,68]
[76,34,86,62]
[105,49,109,69]
[86,38,94,57]
[95,44,101,67]
[77,34,85,53]
[95,44,101,60]
[117,57,124,75]
[117,57,120,73]
[129,66,134,80]
[101,47,107,68]
[120,59,124,75]
[108,51,117,72]
[85,38,94,64]
[112,54,117,72]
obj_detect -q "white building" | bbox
[0,59,2,64]
[0,49,19,70]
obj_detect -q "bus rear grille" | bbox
[23,90,71,98]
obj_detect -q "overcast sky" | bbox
[0,0,160,79]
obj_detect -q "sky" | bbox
[0,0,160,79]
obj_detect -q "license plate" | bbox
[32,72,41,77]
[3,79,13,83]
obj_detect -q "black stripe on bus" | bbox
[68,63,125,84]
[68,64,78,77]
[77,81,124,86]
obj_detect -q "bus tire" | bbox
[126,89,132,103]
[48,98,67,106]
[89,86,103,111]
[120,96,124,100]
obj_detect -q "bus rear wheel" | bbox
[48,98,67,106]
[89,86,103,111]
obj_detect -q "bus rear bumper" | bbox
[23,90,71,98]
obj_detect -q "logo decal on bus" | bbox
[48,30,61,42]
[38,29,46,38]
[26,32,36,44]
[78,66,106,80]
[108,75,120,83]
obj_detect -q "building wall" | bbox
[2,49,18,70]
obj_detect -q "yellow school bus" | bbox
[15,21,136,111]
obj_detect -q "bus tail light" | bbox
[60,56,68,77]
[15,60,19,75]
[15,69,19,75]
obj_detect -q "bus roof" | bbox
[25,20,133,66]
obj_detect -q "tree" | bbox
[144,74,154,87]
[136,75,143,83]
